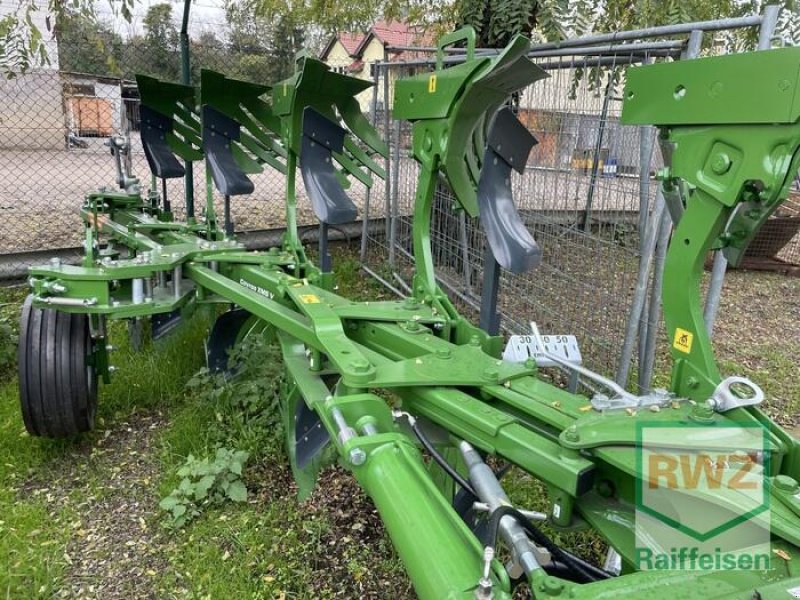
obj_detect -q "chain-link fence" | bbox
[0,34,358,277]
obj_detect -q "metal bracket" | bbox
[590,388,672,411]
[708,376,765,412]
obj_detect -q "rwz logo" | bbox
[635,422,770,570]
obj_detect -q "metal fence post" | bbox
[624,30,703,390]
[383,65,393,264]
[582,80,612,231]
[458,211,472,293]
[180,0,195,219]
[389,116,402,269]
[640,200,672,390]
[615,193,666,387]
[360,64,382,262]
[636,90,656,380]
[479,249,501,335]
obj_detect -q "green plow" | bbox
[14,28,800,600]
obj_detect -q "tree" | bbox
[223,1,305,83]
[1,0,134,76]
[191,30,230,81]
[56,11,124,77]
[265,16,305,79]
[456,0,800,48]
[3,0,797,78]
[139,3,180,80]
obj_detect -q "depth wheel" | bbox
[18,295,98,437]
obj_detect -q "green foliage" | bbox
[4,0,799,78]
[218,3,305,83]
[1,0,135,76]
[180,333,284,455]
[159,447,250,527]
[0,6,45,77]
[56,11,124,77]
[159,329,284,528]
[0,315,18,375]
[139,3,180,80]
[456,0,799,49]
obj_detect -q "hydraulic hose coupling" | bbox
[475,546,495,600]
[460,441,542,577]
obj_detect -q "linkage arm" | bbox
[621,47,800,401]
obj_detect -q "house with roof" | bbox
[320,20,431,111]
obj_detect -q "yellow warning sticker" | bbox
[673,327,694,354]
[300,294,320,304]
[428,74,437,93]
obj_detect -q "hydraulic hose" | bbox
[480,505,613,583]
[409,419,478,498]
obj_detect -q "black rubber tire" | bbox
[18,296,97,437]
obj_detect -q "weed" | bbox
[159,448,250,527]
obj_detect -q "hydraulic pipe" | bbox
[459,441,542,579]
[353,436,510,599]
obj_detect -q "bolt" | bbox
[475,546,494,600]
[403,296,419,310]
[540,576,564,595]
[483,368,499,383]
[655,167,671,181]
[564,425,580,443]
[108,365,117,373]
[50,257,62,268]
[405,319,420,332]
[350,360,371,374]
[348,447,367,466]
[596,479,614,498]
[436,348,452,360]
[690,402,715,423]
[469,335,481,346]
[774,475,799,493]
[687,377,700,390]
[105,344,115,352]
[475,578,493,600]
[711,153,732,175]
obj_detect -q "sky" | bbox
[92,0,228,38]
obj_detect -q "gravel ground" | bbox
[23,414,170,599]
[0,145,379,254]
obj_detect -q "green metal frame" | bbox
[19,32,800,600]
